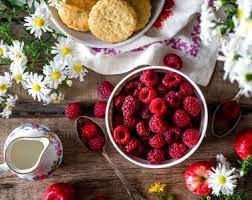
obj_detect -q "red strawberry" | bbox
[94,101,107,118]
[98,81,114,99]
[43,183,76,200]
[235,129,252,160]
[65,103,82,120]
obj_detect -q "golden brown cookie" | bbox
[65,0,98,11]
[58,4,89,32]
[88,0,137,43]
[125,0,151,31]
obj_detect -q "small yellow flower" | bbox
[0,48,3,56]
[51,71,61,80]
[148,182,166,193]
[32,84,41,92]
[34,17,45,27]
[237,8,245,20]
[73,63,83,73]
[61,46,71,56]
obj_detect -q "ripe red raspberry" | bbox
[162,72,182,89]
[98,81,114,99]
[149,115,167,134]
[139,105,152,120]
[132,142,146,157]
[149,134,166,148]
[113,125,131,145]
[222,100,241,121]
[140,70,159,87]
[112,113,123,127]
[125,138,140,154]
[65,103,82,120]
[123,116,139,130]
[156,84,168,96]
[88,135,105,152]
[114,95,126,110]
[179,82,194,97]
[147,149,165,164]
[183,96,201,118]
[81,121,98,139]
[149,98,168,115]
[168,143,187,158]
[125,79,141,96]
[122,95,139,117]
[164,127,182,144]
[94,101,107,118]
[165,91,182,109]
[182,129,200,148]
[163,54,183,70]
[173,109,191,128]
[136,121,151,137]
[139,87,157,104]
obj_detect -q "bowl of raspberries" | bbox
[105,66,208,168]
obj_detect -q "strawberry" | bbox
[43,183,76,200]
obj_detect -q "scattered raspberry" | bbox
[123,116,138,130]
[149,134,166,148]
[139,87,157,104]
[88,135,105,152]
[183,96,201,117]
[98,81,114,99]
[65,103,82,120]
[168,143,187,158]
[113,125,131,145]
[125,138,140,154]
[147,149,165,164]
[149,98,168,115]
[149,115,167,134]
[114,95,126,110]
[94,101,107,118]
[165,91,182,109]
[136,121,151,137]
[164,127,182,144]
[163,54,183,70]
[173,109,191,128]
[222,100,241,121]
[140,70,159,87]
[182,129,200,147]
[162,72,182,89]
[81,121,98,139]
[156,84,168,96]
[93,196,105,200]
[179,82,194,97]
[139,105,152,120]
[122,95,139,117]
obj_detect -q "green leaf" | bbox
[245,74,252,82]
[166,194,175,200]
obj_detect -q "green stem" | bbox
[157,193,164,200]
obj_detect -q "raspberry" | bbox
[164,127,182,144]
[112,113,123,127]
[222,100,241,120]
[114,95,126,110]
[136,121,151,137]
[139,87,157,104]
[165,91,182,109]
[125,138,140,154]
[147,149,165,164]
[168,143,187,158]
[149,134,166,148]
[123,116,138,130]
[182,129,200,147]
[162,72,182,89]
[98,81,114,99]
[179,82,194,97]
[132,142,146,157]
[133,82,144,98]
[156,84,168,96]
[81,121,98,139]
[88,135,105,152]
[122,95,139,117]
[113,125,131,145]
[173,109,191,128]
[149,115,167,134]
[163,54,183,70]
[94,101,107,118]
[183,96,201,118]
[65,103,82,120]
[139,105,152,120]
[149,98,168,115]
[140,70,159,87]
[125,79,140,95]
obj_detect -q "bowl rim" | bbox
[105,66,208,169]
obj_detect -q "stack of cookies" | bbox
[58,0,152,43]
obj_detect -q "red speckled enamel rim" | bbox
[105,66,208,169]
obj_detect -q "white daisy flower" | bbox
[24,3,52,39]
[48,0,64,10]
[0,95,18,118]
[216,154,231,169]
[8,40,27,66]
[43,60,67,89]
[67,58,88,82]
[0,40,9,58]
[44,92,64,105]
[25,73,51,102]
[51,37,78,65]
[0,73,12,96]
[11,65,28,85]
[208,164,238,196]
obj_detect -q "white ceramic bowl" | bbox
[48,0,165,48]
[105,66,208,169]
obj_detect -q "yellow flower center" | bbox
[61,46,71,56]
[0,48,3,56]
[237,8,245,20]
[15,74,22,82]
[32,84,41,92]
[34,17,45,27]
[218,175,226,185]
[73,63,83,73]
[0,84,7,92]
[51,71,61,80]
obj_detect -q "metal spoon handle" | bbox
[102,151,146,200]
[233,89,243,103]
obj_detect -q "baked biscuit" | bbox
[58,4,89,32]
[88,0,137,43]
[125,0,151,31]
[65,0,98,11]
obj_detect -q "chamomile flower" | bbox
[67,59,88,81]
[11,65,28,85]
[8,40,27,66]
[44,92,64,104]
[0,40,8,58]
[51,37,78,65]
[24,4,52,39]
[0,73,12,96]
[43,60,67,89]
[25,73,51,102]
[48,0,64,10]
[0,95,18,118]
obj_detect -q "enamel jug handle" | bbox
[0,163,9,175]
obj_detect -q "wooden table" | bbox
[0,62,252,200]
